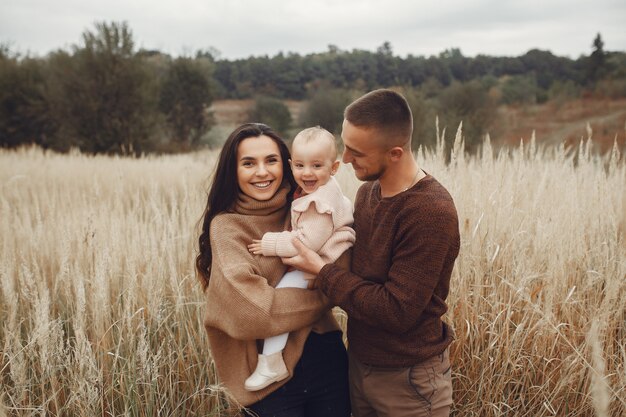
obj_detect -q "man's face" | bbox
[340,119,388,181]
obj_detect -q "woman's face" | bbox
[236,135,284,201]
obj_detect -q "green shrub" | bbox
[248,96,292,137]
[299,88,352,134]
[159,57,215,148]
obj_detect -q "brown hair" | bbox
[344,89,413,148]
[195,123,296,291]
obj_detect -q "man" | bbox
[283,89,460,417]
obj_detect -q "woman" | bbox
[196,123,351,416]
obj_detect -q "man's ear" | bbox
[331,160,340,175]
[388,147,404,162]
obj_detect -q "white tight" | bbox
[262,270,308,355]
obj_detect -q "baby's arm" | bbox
[249,206,334,258]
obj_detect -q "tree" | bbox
[403,88,437,150]
[48,21,159,154]
[300,88,352,134]
[437,80,496,152]
[440,48,470,81]
[248,96,292,137]
[159,57,214,147]
[376,42,399,86]
[500,75,539,105]
[272,53,306,99]
[0,52,57,148]
[587,33,606,83]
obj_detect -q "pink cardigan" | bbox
[260,176,355,265]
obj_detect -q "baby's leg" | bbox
[245,270,308,391]
[263,270,308,355]
[275,269,308,289]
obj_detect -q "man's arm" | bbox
[283,212,459,334]
[281,238,327,275]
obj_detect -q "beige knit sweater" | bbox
[260,177,355,267]
[203,184,343,407]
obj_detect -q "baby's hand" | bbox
[248,239,263,255]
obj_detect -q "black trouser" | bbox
[245,330,351,417]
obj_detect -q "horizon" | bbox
[2,36,620,61]
[1,0,625,61]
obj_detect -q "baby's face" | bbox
[290,140,338,195]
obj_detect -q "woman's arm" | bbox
[204,218,332,341]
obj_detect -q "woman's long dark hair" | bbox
[196,123,296,291]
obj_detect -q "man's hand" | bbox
[248,239,263,255]
[281,238,326,276]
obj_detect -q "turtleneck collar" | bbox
[234,182,291,216]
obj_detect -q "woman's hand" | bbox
[248,239,263,255]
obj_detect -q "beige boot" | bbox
[244,351,289,391]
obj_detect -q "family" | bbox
[196,89,461,417]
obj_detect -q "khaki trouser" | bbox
[348,348,452,417]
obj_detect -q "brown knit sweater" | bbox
[203,185,341,407]
[317,174,460,367]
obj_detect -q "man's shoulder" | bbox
[403,176,458,221]
[410,175,454,205]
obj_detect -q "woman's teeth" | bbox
[253,181,271,189]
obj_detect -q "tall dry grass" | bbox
[1,127,625,416]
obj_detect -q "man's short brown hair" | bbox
[344,89,413,148]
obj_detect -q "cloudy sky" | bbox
[1,0,625,59]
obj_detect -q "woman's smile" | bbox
[237,135,284,201]
[252,180,273,189]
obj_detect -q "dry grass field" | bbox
[1,128,625,416]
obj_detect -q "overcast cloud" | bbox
[1,0,625,59]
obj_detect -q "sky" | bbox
[1,0,625,60]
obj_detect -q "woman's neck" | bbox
[235,183,290,215]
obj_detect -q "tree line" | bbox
[1,22,624,154]
[1,22,215,154]
[212,39,624,101]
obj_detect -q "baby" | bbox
[245,126,356,391]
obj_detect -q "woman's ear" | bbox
[331,160,340,175]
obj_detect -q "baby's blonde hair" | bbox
[292,126,338,161]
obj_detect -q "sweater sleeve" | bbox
[317,209,459,334]
[260,206,335,258]
[205,218,332,341]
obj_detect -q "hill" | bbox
[210,98,626,152]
